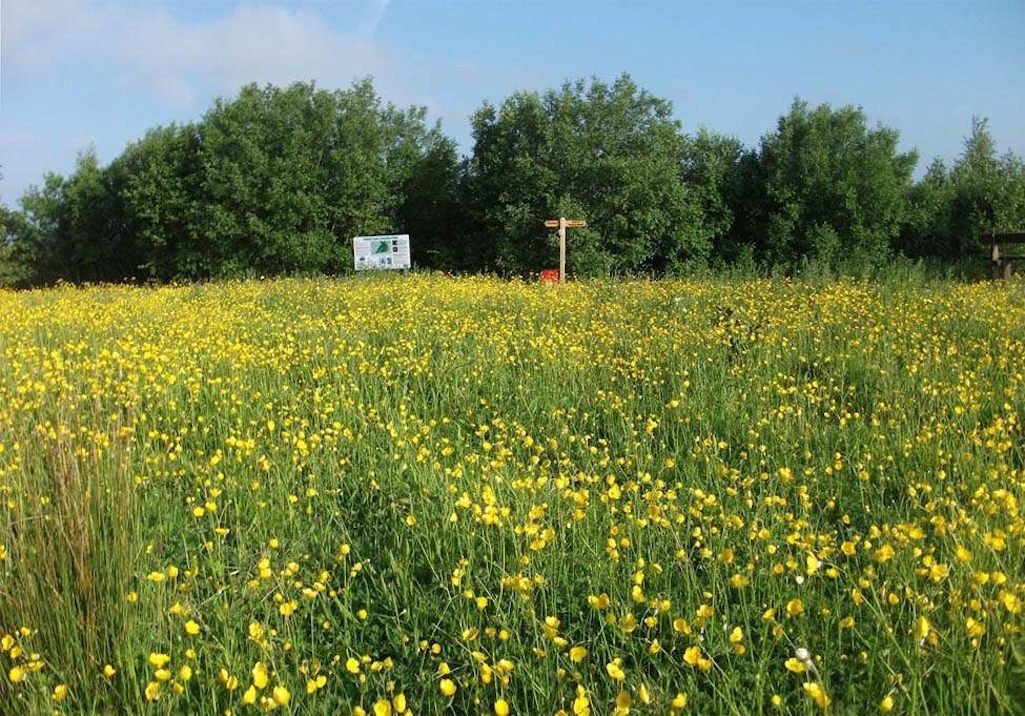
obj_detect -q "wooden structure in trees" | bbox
[980,233,1025,280]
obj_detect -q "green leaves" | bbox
[746,99,918,272]
[464,74,709,276]
[898,117,1025,261]
[5,79,457,284]
[197,80,406,277]
[3,78,1024,284]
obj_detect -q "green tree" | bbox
[0,164,37,287]
[112,123,205,280]
[36,78,459,283]
[16,149,128,283]
[899,117,1025,260]
[196,79,455,277]
[374,104,464,269]
[465,74,708,276]
[949,117,1025,256]
[949,117,1002,258]
[750,99,917,270]
[0,195,35,288]
[0,218,36,288]
[897,158,955,258]
[392,131,464,269]
[681,128,745,264]
[198,81,372,276]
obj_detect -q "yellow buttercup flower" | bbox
[915,615,932,640]
[252,661,269,689]
[802,682,830,709]
[144,681,160,702]
[273,685,291,706]
[874,544,895,563]
[965,618,985,639]
[806,554,821,574]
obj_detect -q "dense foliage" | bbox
[736,100,918,271]
[898,118,1025,260]
[2,75,1024,286]
[463,76,708,275]
[3,81,457,284]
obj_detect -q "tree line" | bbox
[2,74,1024,287]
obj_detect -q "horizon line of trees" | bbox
[2,73,1024,287]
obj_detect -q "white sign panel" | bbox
[353,234,411,271]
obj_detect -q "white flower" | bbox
[794,647,819,677]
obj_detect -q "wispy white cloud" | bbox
[4,0,111,74]
[4,0,413,109]
[0,0,539,199]
[360,0,390,39]
[0,129,42,147]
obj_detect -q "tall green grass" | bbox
[0,274,1022,714]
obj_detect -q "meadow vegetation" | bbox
[0,274,1023,714]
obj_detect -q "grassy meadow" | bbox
[0,274,1023,714]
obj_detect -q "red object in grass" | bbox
[540,269,560,284]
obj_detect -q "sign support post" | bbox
[558,218,567,285]
[543,217,587,284]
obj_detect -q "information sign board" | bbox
[353,234,411,270]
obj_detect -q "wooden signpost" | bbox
[543,217,587,283]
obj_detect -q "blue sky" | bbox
[1,0,1023,205]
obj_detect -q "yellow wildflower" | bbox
[252,661,269,689]
[802,682,830,709]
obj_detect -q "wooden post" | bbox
[980,232,1025,280]
[558,217,567,285]
[543,217,587,284]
